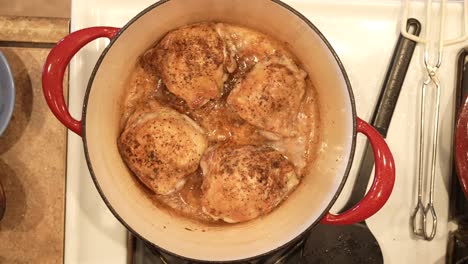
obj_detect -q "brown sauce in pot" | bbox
[120,23,321,224]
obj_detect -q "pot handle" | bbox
[321,117,395,225]
[42,27,120,136]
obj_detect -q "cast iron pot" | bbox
[42,0,395,262]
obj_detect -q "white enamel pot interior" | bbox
[82,0,356,262]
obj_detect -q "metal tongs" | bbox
[402,0,468,241]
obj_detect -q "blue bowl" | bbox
[0,51,15,136]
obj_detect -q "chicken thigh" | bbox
[142,23,235,109]
[119,102,208,195]
[227,56,307,137]
[200,144,299,223]
[216,23,287,64]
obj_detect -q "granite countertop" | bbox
[0,16,69,263]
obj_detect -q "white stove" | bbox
[66,0,465,263]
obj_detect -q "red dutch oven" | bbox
[456,95,468,197]
[42,0,395,262]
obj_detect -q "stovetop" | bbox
[129,225,382,264]
[67,0,467,263]
[130,235,304,264]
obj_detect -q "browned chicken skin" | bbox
[142,23,235,109]
[216,23,285,63]
[200,144,299,223]
[227,56,307,137]
[119,102,208,195]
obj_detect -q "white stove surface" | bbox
[67,0,466,263]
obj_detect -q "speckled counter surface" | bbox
[0,16,69,263]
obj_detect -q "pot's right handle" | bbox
[321,117,395,225]
[42,27,120,136]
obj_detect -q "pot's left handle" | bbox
[42,27,120,136]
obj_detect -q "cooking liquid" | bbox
[120,23,320,224]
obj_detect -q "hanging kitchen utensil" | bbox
[402,0,468,241]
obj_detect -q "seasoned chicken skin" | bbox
[119,102,208,195]
[200,144,299,223]
[227,56,307,137]
[142,23,235,109]
[120,66,159,128]
[216,23,287,63]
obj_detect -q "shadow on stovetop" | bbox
[128,233,303,264]
[128,227,384,264]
